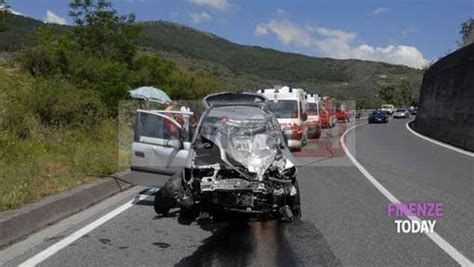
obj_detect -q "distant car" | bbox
[381,104,395,115]
[368,110,388,123]
[409,106,417,115]
[393,108,410,119]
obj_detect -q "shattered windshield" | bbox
[196,106,283,180]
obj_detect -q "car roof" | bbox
[206,105,272,120]
[202,92,268,109]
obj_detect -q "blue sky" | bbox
[7,0,473,68]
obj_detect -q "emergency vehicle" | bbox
[320,96,337,128]
[335,102,351,122]
[305,93,322,139]
[258,86,308,151]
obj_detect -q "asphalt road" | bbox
[1,117,472,266]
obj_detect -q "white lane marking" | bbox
[19,188,154,267]
[405,120,474,157]
[341,123,473,266]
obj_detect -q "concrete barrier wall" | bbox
[415,43,474,152]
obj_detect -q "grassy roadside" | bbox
[0,65,119,212]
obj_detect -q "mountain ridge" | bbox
[0,13,423,101]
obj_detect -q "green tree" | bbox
[379,86,397,104]
[68,0,141,65]
[458,18,474,47]
[0,1,10,32]
[398,83,412,107]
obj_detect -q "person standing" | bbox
[180,101,191,134]
[165,101,176,111]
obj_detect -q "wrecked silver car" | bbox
[126,92,301,221]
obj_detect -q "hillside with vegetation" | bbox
[0,12,423,105]
[0,1,220,211]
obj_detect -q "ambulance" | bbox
[258,86,308,151]
[305,93,322,139]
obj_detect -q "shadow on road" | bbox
[175,220,341,267]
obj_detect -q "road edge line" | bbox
[341,122,473,266]
[18,189,152,266]
[405,120,474,157]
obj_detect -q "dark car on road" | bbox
[368,110,388,123]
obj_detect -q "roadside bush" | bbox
[0,68,116,211]
[19,45,55,77]
[0,121,117,211]
[68,56,130,116]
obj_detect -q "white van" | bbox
[381,104,395,115]
[258,86,308,151]
[305,93,322,139]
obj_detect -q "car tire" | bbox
[153,172,183,216]
[154,190,174,216]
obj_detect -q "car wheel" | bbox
[154,172,183,216]
[154,190,174,216]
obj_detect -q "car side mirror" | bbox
[167,139,182,150]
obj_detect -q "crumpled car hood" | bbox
[228,133,277,180]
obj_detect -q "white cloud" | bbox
[8,9,24,16]
[188,0,229,10]
[190,12,211,23]
[44,10,67,25]
[352,45,428,68]
[373,7,390,15]
[255,24,269,36]
[255,20,429,69]
[255,20,314,47]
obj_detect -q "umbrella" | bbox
[129,86,171,104]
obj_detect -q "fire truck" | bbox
[335,102,351,122]
[305,93,322,139]
[320,96,337,128]
[258,86,308,151]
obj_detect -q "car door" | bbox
[123,110,190,187]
